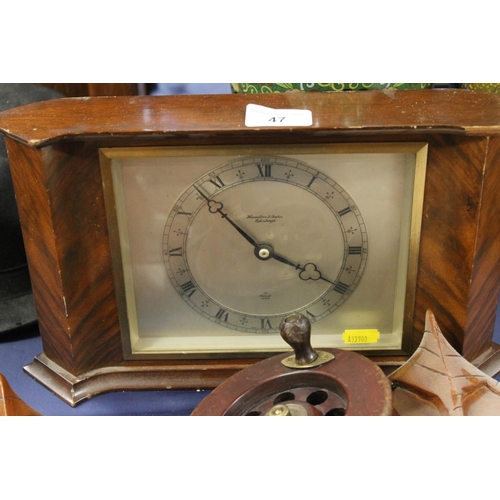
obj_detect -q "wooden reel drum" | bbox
[191,314,393,416]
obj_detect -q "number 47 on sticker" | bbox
[245,104,313,127]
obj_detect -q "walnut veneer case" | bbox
[0,90,499,405]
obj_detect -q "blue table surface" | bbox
[2,300,500,416]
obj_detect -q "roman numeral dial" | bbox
[163,155,368,333]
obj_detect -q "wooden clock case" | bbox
[0,89,499,406]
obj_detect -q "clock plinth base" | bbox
[23,353,255,407]
[470,342,500,379]
[24,344,500,407]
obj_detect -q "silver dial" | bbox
[163,156,368,333]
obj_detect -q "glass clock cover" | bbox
[101,143,426,357]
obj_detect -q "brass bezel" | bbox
[100,142,428,360]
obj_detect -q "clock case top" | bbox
[1,89,500,405]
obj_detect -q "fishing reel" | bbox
[192,313,393,416]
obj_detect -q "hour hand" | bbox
[297,262,335,286]
[270,251,301,269]
[250,239,335,286]
[196,188,334,286]
[271,252,335,286]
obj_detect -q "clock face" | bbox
[162,156,368,334]
[101,143,426,357]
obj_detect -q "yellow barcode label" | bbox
[342,329,380,344]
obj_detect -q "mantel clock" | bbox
[1,90,499,406]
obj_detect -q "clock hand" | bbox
[195,187,259,248]
[195,187,335,286]
[271,251,302,269]
[221,209,259,247]
[272,254,336,286]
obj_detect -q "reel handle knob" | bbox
[279,313,319,366]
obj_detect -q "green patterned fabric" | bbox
[462,83,500,94]
[232,83,432,93]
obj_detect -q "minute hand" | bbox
[221,210,258,248]
[196,188,335,286]
[195,187,258,248]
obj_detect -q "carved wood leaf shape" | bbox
[389,310,500,416]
